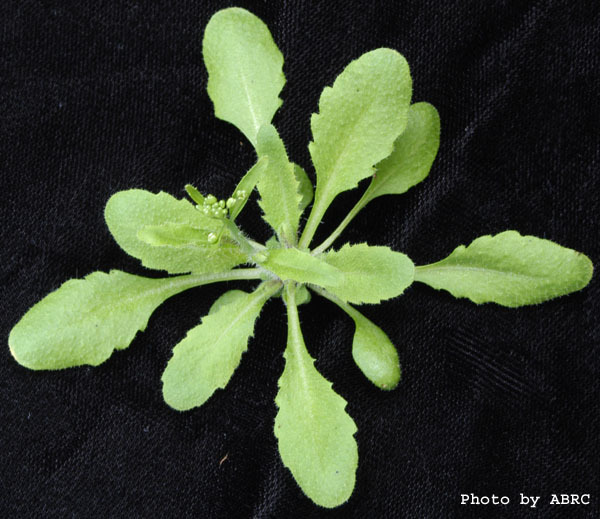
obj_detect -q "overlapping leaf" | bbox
[366,102,440,202]
[293,164,314,211]
[301,48,412,247]
[229,157,269,220]
[261,248,343,287]
[256,124,302,242]
[322,243,414,304]
[105,190,246,274]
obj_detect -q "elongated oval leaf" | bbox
[313,286,400,390]
[203,8,285,146]
[261,248,343,287]
[9,271,211,370]
[184,184,205,205]
[414,231,593,307]
[105,189,244,274]
[301,48,411,247]
[162,283,277,411]
[229,157,269,220]
[275,286,358,507]
[322,243,414,304]
[346,306,400,390]
[256,124,301,242]
[366,102,440,202]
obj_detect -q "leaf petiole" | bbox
[311,188,371,255]
[221,218,261,257]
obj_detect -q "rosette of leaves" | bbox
[9,8,593,509]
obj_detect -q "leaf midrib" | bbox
[416,264,550,282]
[286,291,329,473]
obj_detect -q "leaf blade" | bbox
[162,283,277,411]
[8,271,214,370]
[274,285,358,507]
[300,48,412,247]
[105,189,245,274]
[322,243,414,304]
[313,286,401,390]
[203,8,285,146]
[256,124,302,242]
[261,248,343,287]
[229,157,269,221]
[366,102,440,202]
[293,163,314,212]
[414,231,593,307]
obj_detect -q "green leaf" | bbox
[295,284,312,306]
[137,222,244,263]
[256,124,302,242]
[293,163,314,211]
[265,235,281,249]
[300,48,412,247]
[203,8,285,146]
[207,288,247,315]
[229,157,269,221]
[275,285,358,508]
[366,102,440,202]
[184,184,205,205]
[414,231,594,307]
[322,243,414,304]
[350,312,400,390]
[162,283,277,411]
[105,189,245,274]
[8,271,217,370]
[261,248,343,287]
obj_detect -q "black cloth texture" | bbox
[1,1,599,517]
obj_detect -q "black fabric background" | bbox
[1,1,598,517]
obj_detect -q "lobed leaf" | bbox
[256,124,302,242]
[203,8,285,146]
[366,102,440,202]
[322,243,414,304]
[261,248,343,287]
[9,271,212,370]
[414,231,593,307]
[105,189,245,274]
[301,48,412,247]
[274,285,358,507]
[162,283,277,411]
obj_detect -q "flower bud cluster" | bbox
[197,190,247,220]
